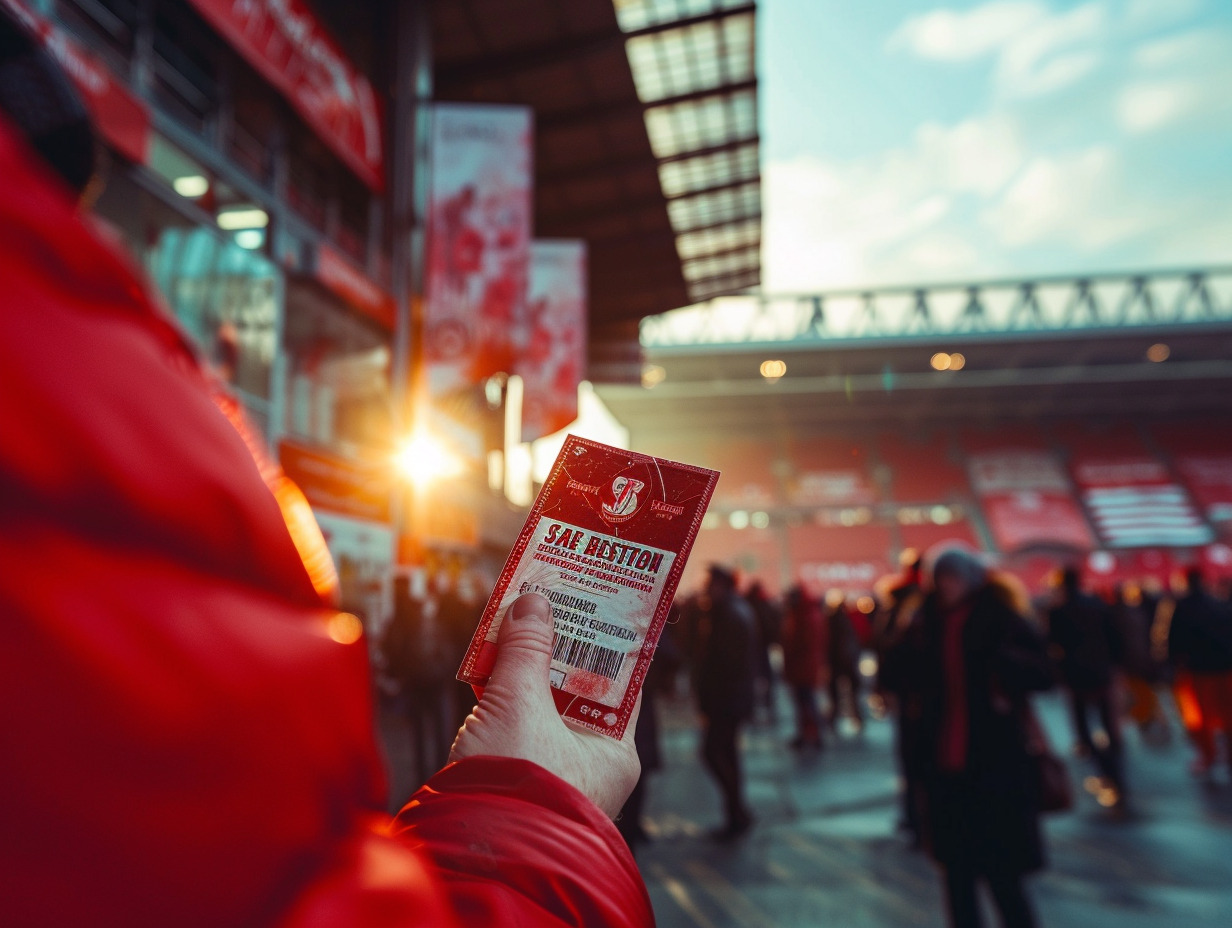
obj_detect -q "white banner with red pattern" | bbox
[424,104,532,405]
[518,240,587,443]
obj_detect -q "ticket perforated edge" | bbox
[457,435,719,739]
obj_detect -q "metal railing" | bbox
[641,267,1232,348]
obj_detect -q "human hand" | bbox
[449,593,641,819]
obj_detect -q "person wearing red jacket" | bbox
[0,13,651,926]
[781,585,826,750]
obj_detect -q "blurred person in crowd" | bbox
[1167,567,1232,778]
[435,569,485,730]
[0,10,651,925]
[745,580,782,721]
[1112,583,1170,742]
[617,602,683,851]
[693,565,758,839]
[877,555,927,844]
[382,574,454,787]
[825,589,865,733]
[882,550,1054,928]
[1047,566,1128,807]
[781,585,826,750]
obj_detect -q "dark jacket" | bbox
[1048,590,1120,690]
[1169,590,1232,674]
[826,604,860,675]
[883,580,1053,874]
[694,591,758,719]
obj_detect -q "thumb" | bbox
[485,593,557,708]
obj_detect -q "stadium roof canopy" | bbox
[597,267,1232,441]
[431,0,761,354]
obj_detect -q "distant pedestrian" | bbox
[877,556,927,843]
[1112,583,1169,742]
[883,550,1053,928]
[617,602,682,850]
[1048,567,1128,807]
[781,585,826,750]
[1167,567,1232,778]
[825,590,864,733]
[746,580,782,721]
[693,565,758,840]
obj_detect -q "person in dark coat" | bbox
[883,550,1054,928]
[693,565,758,839]
[825,591,865,732]
[877,556,927,843]
[1048,566,1128,805]
[781,585,826,750]
[746,580,782,720]
[1168,567,1232,777]
[617,602,682,850]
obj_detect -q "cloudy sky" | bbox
[760,0,1232,292]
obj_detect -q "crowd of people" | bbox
[618,553,1232,928]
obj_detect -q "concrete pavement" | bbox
[633,689,1232,928]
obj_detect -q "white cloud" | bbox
[887,1,1046,61]
[1132,30,1219,69]
[1122,29,1232,132]
[1125,0,1203,29]
[889,1,1107,98]
[1117,79,1199,133]
[982,147,1132,248]
[763,115,1027,289]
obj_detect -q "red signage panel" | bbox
[968,450,1095,552]
[279,440,390,524]
[1071,454,1212,548]
[187,0,384,190]
[3,0,150,165]
[315,243,395,330]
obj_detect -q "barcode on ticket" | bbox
[551,634,626,681]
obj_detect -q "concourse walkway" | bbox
[635,689,1232,928]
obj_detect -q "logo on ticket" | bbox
[602,475,645,522]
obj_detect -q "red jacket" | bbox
[781,591,826,688]
[0,118,653,928]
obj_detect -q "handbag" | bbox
[1023,704,1074,814]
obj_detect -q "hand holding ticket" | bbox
[458,436,719,739]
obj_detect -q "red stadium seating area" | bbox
[683,417,1232,596]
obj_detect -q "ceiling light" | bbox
[217,207,269,230]
[1146,343,1170,363]
[930,352,951,371]
[949,352,966,371]
[234,229,264,250]
[173,175,209,198]
[641,363,666,388]
[760,359,786,379]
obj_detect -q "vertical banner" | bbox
[519,240,587,442]
[425,104,533,407]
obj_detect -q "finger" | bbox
[484,593,557,708]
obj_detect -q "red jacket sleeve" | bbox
[394,758,655,928]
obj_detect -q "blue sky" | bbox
[760,0,1232,291]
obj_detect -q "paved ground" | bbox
[633,687,1232,928]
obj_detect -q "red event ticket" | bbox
[457,435,719,739]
